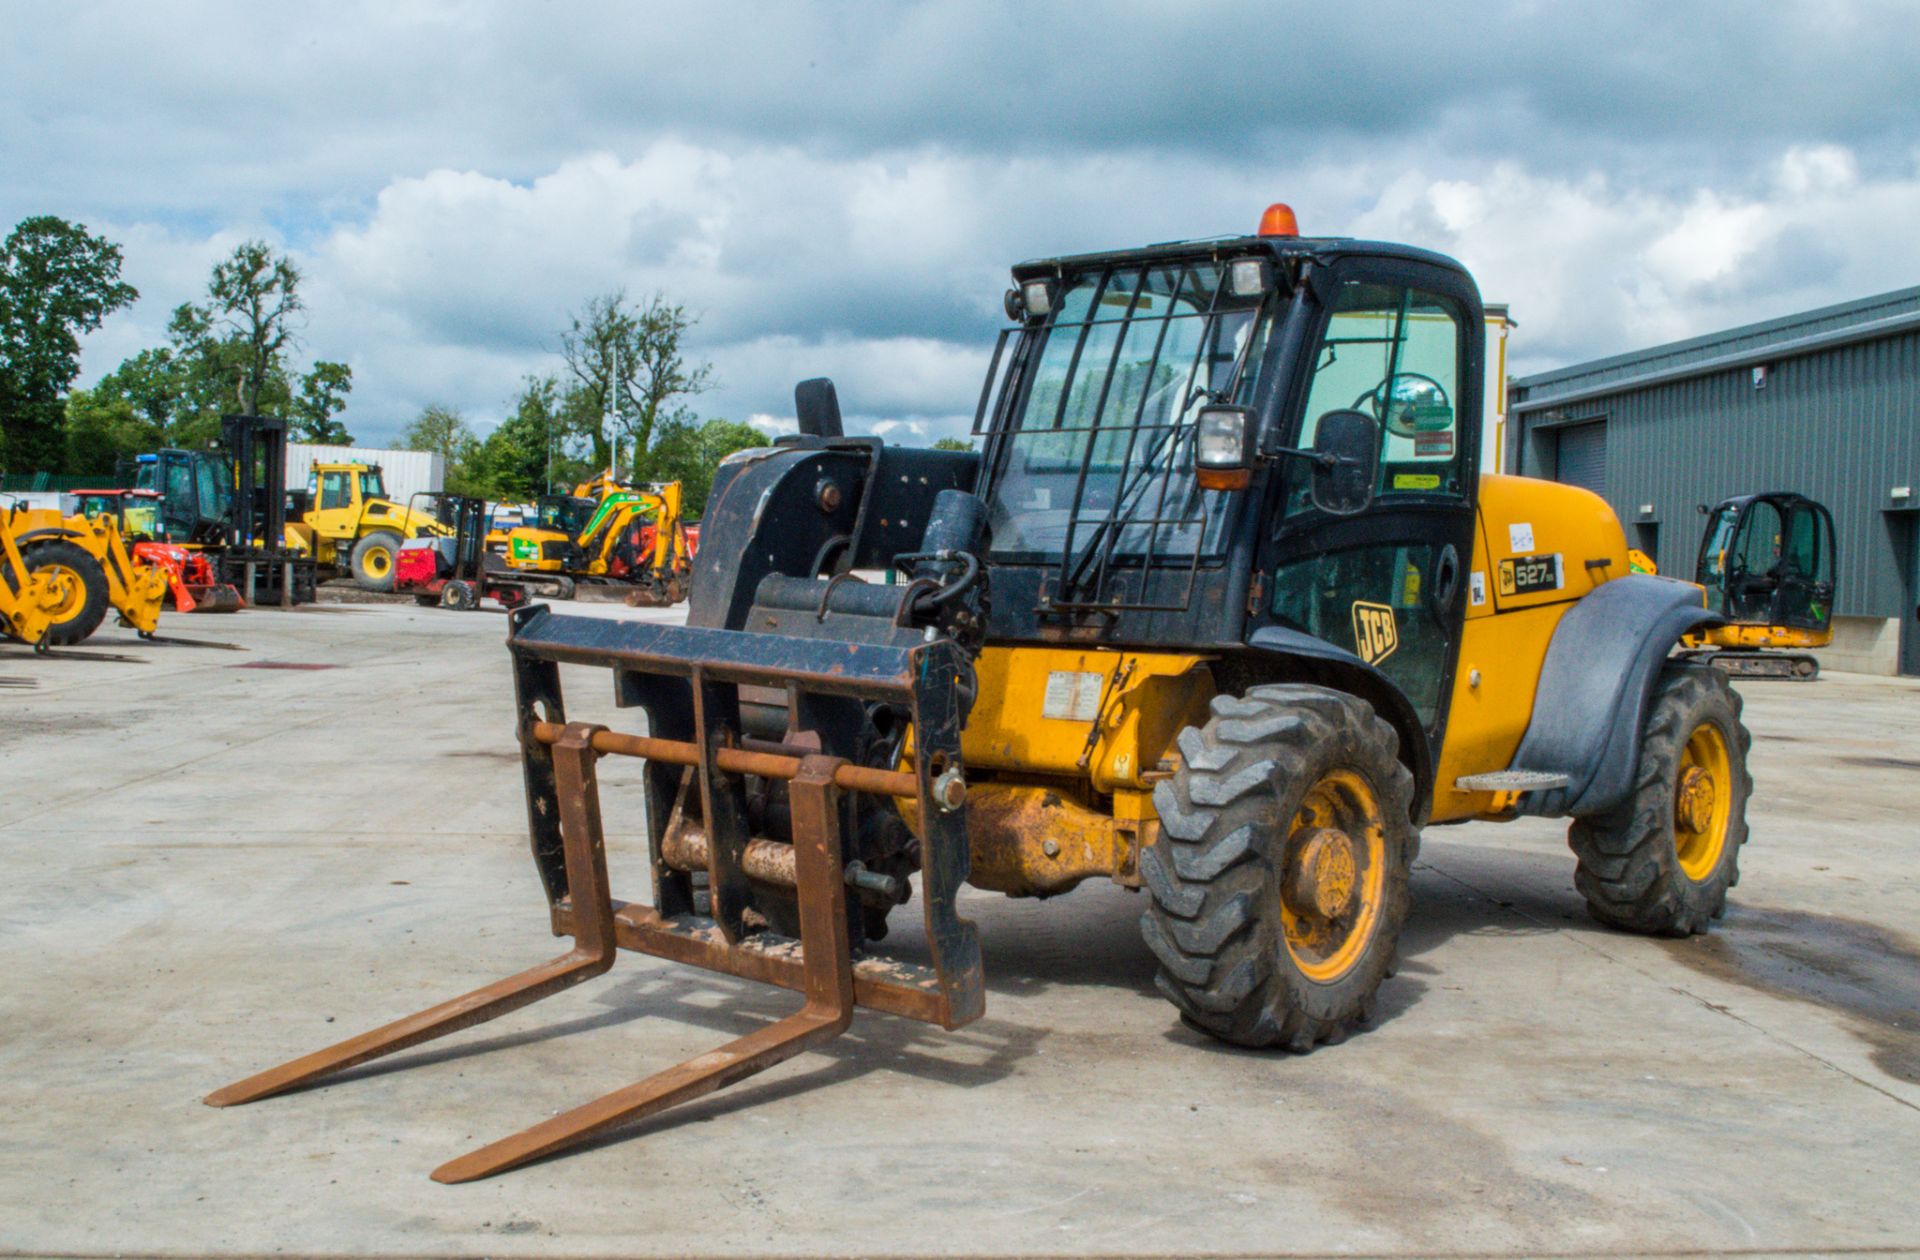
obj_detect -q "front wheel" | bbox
[349,530,404,592]
[1568,662,1751,935]
[1141,684,1416,1051]
[26,540,109,646]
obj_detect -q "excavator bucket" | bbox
[207,600,984,1182]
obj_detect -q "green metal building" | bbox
[1510,285,1920,677]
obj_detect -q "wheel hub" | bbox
[1675,766,1716,833]
[1284,827,1358,921]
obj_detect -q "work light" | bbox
[1020,279,1054,320]
[1194,404,1255,490]
[1228,258,1271,298]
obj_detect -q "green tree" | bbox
[402,403,484,495]
[209,241,302,416]
[560,291,713,472]
[932,437,973,451]
[641,416,771,515]
[472,375,569,500]
[63,387,163,479]
[0,216,138,471]
[160,243,350,443]
[292,361,353,444]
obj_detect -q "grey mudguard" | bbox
[1509,574,1720,817]
[1245,626,1434,822]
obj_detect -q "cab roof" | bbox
[1010,233,1469,282]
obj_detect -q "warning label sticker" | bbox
[1042,670,1105,721]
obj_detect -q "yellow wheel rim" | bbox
[1278,769,1388,984]
[40,563,86,623]
[363,547,391,577]
[1674,721,1732,882]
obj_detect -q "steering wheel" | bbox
[1355,373,1452,438]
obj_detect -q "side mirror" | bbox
[1309,409,1379,516]
[1194,404,1256,491]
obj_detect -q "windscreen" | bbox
[982,261,1271,579]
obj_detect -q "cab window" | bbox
[318,471,353,511]
[1290,282,1465,507]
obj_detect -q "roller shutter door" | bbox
[1556,421,1608,496]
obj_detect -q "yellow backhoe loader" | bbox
[212,207,1755,1183]
[502,477,694,605]
[2,500,169,644]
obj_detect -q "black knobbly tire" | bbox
[349,530,404,592]
[1568,662,1752,936]
[26,540,110,646]
[1141,684,1417,1051]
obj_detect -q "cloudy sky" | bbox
[7,2,1920,447]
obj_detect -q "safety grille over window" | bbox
[976,260,1272,611]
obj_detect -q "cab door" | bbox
[306,469,360,543]
[1256,261,1483,747]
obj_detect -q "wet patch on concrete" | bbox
[1839,754,1920,771]
[1662,906,1920,1084]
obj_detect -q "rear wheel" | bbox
[350,530,404,592]
[1568,662,1751,936]
[26,541,109,645]
[1141,685,1416,1050]
[441,579,477,611]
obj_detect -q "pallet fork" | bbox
[207,604,983,1182]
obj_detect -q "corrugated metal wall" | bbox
[1514,329,1920,620]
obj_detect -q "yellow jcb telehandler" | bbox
[2,499,169,644]
[211,207,1754,1182]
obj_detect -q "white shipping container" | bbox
[287,444,445,509]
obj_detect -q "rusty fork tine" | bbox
[430,755,856,1184]
[205,725,617,1109]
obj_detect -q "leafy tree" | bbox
[158,243,350,444]
[560,291,713,472]
[401,403,484,495]
[292,361,353,444]
[641,416,771,515]
[932,437,973,451]
[0,216,138,471]
[64,388,163,479]
[471,375,571,500]
[208,241,302,416]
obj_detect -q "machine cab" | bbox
[133,450,232,542]
[305,463,389,540]
[1695,492,1836,633]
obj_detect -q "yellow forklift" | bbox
[211,206,1756,1182]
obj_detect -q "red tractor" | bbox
[67,488,242,613]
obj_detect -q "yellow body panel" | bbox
[963,645,1214,792]
[1432,475,1629,821]
[1686,622,1831,650]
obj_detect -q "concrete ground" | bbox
[1,601,1917,1260]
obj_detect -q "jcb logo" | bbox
[1351,601,1399,666]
